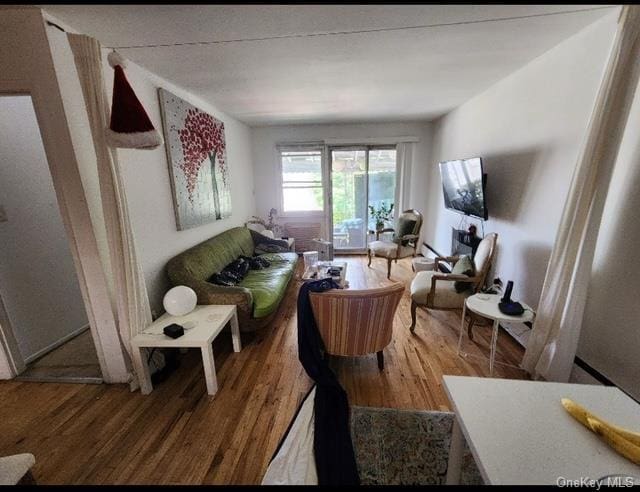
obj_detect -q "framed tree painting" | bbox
[158,88,232,230]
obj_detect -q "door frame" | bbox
[327,144,398,254]
[0,90,128,383]
[0,92,108,380]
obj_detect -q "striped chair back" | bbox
[309,283,405,356]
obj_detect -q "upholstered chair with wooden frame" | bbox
[409,232,498,334]
[367,209,423,279]
[309,283,405,370]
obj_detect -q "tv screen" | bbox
[439,157,488,220]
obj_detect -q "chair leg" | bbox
[367,248,372,267]
[467,315,476,341]
[387,258,392,279]
[377,350,384,370]
[410,300,417,332]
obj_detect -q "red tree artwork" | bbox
[177,108,227,218]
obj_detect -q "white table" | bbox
[131,305,241,396]
[443,376,640,485]
[302,260,348,287]
[458,293,535,375]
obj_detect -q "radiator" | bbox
[283,222,322,253]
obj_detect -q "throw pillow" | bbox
[255,242,289,254]
[451,255,475,293]
[393,218,417,246]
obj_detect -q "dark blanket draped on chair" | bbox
[297,278,360,486]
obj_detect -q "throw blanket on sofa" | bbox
[264,278,359,485]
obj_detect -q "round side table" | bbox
[458,293,535,376]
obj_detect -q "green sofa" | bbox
[166,227,298,332]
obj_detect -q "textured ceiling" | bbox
[41,4,616,126]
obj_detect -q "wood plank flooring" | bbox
[0,255,527,484]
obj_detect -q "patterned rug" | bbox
[351,406,482,485]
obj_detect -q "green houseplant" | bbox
[369,203,394,232]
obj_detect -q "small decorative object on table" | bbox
[163,285,197,316]
[561,398,640,465]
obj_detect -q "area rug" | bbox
[350,406,482,485]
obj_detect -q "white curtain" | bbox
[394,142,414,215]
[67,34,160,386]
[522,5,640,382]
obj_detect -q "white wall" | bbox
[577,76,640,401]
[423,12,618,308]
[251,121,433,242]
[102,56,256,315]
[0,95,88,361]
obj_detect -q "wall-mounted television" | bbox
[439,157,488,220]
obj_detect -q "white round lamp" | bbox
[163,286,197,316]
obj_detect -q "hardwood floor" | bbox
[0,256,527,484]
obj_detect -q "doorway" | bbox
[0,94,101,383]
[329,147,397,253]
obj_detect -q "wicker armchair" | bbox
[309,283,404,370]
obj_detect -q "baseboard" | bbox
[23,324,90,364]
[15,374,102,385]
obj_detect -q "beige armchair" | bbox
[367,209,423,279]
[309,283,404,370]
[409,232,498,333]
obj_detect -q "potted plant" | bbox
[369,202,394,232]
[247,208,283,237]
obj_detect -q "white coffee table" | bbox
[131,304,241,396]
[458,293,535,375]
[443,375,640,485]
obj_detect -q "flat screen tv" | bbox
[439,157,488,220]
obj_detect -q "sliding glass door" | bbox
[330,147,397,252]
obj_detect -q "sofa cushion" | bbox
[451,255,475,293]
[239,252,298,318]
[369,240,414,259]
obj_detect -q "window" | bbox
[279,148,324,213]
